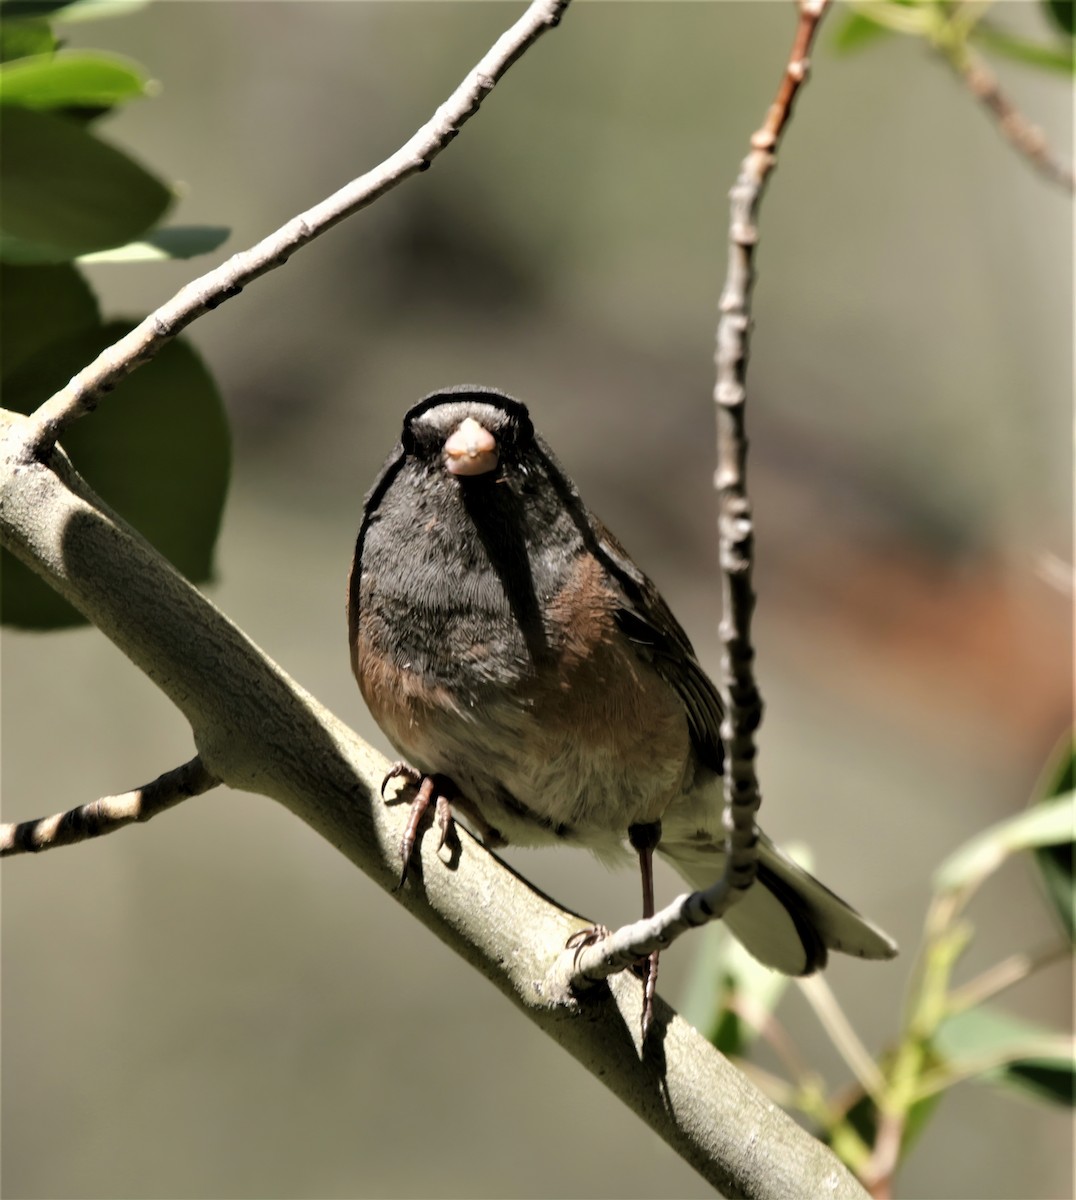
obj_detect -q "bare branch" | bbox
[0,410,869,1199]
[0,755,217,857]
[797,974,887,1102]
[946,940,1071,1015]
[943,40,1074,193]
[710,0,832,925]
[567,0,834,990]
[564,873,781,985]
[15,0,570,460]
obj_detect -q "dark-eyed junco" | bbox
[348,386,896,1000]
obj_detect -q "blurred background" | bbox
[2,3,1072,1197]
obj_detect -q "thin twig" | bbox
[912,1034,1076,1103]
[15,0,570,460]
[709,0,834,931]
[727,995,816,1088]
[567,0,833,989]
[798,974,887,1102]
[566,889,723,984]
[0,755,218,856]
[862,1112,902,1200]
[941,37,1074,192]
[947,940,1071,1015]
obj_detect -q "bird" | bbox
[348,385,897,1023]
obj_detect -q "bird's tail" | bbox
[657,834,898,976]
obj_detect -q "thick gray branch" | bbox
[0,412,868,1199]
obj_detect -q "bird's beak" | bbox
[444,417,499,477]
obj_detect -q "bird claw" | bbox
[565,924,611,966]
[380,764,459,888]
[565,925,659,1040]
[381,761,417,799]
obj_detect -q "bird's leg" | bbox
[381,763,505,887]
[381,764,458,888]
[628,820,662,1040]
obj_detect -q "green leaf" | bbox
[0,105,172,262]
[0,262,99,375]
[832,11,894,54]
[0,0,151,21]
[1,320,230,629]
[51,0,153,20]
[935,792,1075,895]
[835,1086,943,1162]
[935,1006,1075,1107]
[78,224,230,263]
[1032,735,1076,940]
[0,49,150,108]
[1043,0,1076,37]
[973,22,1075,74]
[0,0,70,19]
[0,17,57,62]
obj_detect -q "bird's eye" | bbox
[512,410,535,449]
[402,419,443,462]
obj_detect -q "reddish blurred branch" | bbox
[944,39,1074,192]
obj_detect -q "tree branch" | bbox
[711,0,832,919]
[567,0,834,990]
[14,0,570,461]
[0,409,869,1199]
[941,37,1074,193]
[946,940,1071,1015]
[797,974,887,1103]
[0,755,217,856]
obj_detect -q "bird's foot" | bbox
[381,763,457,888]
[565,924,612,964]
[381,763,508,886]
[565,924,659,1041]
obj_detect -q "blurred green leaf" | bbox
[834,1086,943,1162]
[1042,0,1075,37]
[0,49,150,107]
[832,11,894,54]
[52,0,152,20]
[935,1007,1075,1107]
[1,320,230,629]
[1032,735,1076,940]
[0,262,99,375]
[0,0,69,18]
[973,22,1075,74]
[0,105,171,262]
[0,0,151,21]
[78,224,230,263]
[935,792,1075,895]
[0,16,56,61]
